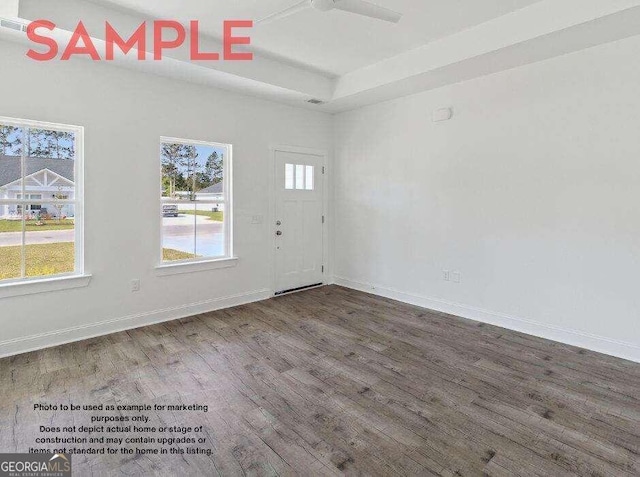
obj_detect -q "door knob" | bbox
[276,230,283,236]
[276,220,282,226]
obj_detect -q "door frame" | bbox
[269,145,328,296]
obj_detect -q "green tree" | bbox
[45,131,75,159]
[195,172,213,190]
[182,145,201,200]
[0,126,74,159]
[28,130,74,159]
[174,173,188,192]
[0,125,21,156]
[205,151,223,185]
[161,143,193,197]
[161,174,172,198]
[26,128,47,157]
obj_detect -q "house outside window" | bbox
[160,137,232,264]
[0,117,83,283]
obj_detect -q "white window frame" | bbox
[157,136,235,273]
[0,116,88,295]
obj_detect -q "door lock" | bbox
[276,220,282,226]
[276,230,283,236]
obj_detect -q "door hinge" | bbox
[322,215,325,224]
[322,265,324,273]
[322,166,325,174]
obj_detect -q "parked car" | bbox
[162,204,179,217]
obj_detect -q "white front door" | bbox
[274,149,324,294]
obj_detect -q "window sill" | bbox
[155,257,238,276]
[0,274,92,299]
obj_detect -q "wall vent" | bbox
[0,18,27,32]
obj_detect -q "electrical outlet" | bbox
[443,270,450,281]
[131,279,140,292]
[452,271,461,284]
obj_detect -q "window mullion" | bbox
[225,146,231,257]
[192,204,197,258]
[20,127,27,278]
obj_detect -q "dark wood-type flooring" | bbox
[1,285,639,476]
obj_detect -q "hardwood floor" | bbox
[1,285,639,476]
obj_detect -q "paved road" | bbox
[162,215,225,257]
[0,230,75,247]
[0,215,224,256]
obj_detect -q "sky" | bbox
[193,144,225,169]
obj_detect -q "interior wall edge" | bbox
[0,288,272,359]
[334,276,640,364]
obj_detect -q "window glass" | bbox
[305,165,314,191]
[295,164,304,190]
[0,119,81,283]
[284,163,315,191]
[161,201,197,261]
[160,138,230,262]
[285,163,294,190]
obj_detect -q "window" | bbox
[160,137,231,264]
[16,194,43,213]
[284,163,314,190]
[0,117,83,284]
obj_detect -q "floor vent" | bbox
[275,283,323,296]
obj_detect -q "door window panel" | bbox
[285,163,315,191]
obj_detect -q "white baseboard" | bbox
[0,288,272,359]
[334,276,640,364]
[4,279,638,365]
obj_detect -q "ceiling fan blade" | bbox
[333,0,402,23]
[257,1,310,25]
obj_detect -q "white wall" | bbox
[3,31,639,363]
[334,35,640,363]
[0,40,332,355]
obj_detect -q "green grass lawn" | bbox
[0,242,75,280]
[179,210,223,222]
[0,243,195,280]
[0,219,75,233]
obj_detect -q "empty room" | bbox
[1,0,639,475]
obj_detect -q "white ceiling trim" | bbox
[330,0,640,112]
[3,0,640,113]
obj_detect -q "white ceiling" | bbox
[9,0,640,112]
[89,0,544,76]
